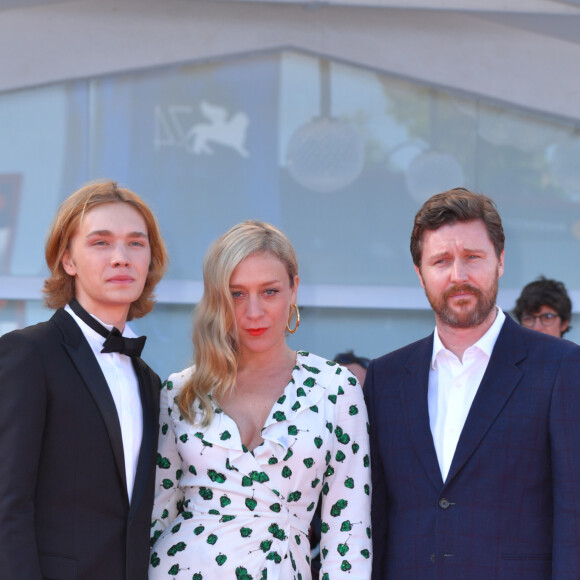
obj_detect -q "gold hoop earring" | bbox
[286,304,300,334]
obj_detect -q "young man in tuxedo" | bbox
[0,180,169,579]
[365,188,580,579]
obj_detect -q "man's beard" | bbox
[424,275,499,329]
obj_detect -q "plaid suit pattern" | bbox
[365,315,580,579]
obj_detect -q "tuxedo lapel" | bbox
[53,310,128,501]
[401,335,444,492]
[128,357,157,516]
[445,316,526,486]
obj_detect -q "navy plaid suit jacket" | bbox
[365,315,580,579]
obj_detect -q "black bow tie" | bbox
[69,299,146,358]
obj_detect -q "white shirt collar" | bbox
[431,306,506,368]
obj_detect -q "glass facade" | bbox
[1,50,579,378]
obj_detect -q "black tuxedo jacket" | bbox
[365,316,580,579]
[0,308,161,579]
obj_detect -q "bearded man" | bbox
[364,188,580,579]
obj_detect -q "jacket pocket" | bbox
[40,553,78,580]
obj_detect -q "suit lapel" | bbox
[445,316,526,486]
[401,335,445,492]
[53,309,128,502]
[128,357,157,517]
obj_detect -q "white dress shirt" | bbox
[66,305,143,500]
[428,307,506,481]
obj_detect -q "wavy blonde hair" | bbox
[178,220,298,425]
[43,179,168,320]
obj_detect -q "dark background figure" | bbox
[513,275,572,338]
[365,187,580,579]
[0,180,168,579]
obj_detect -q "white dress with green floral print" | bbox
[149,351,372,580]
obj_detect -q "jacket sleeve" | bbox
[550,346,580,578]
[150,378,185,547]
[0,330,46,579]
[318,369,373,579]
[364,360,388,580]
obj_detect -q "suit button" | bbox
[439,498,450,509]
[430,553,436,564]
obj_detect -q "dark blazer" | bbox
[0,308,160,580]
[365,315,580,580]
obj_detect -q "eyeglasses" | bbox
[521,312,560,328]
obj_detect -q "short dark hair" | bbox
[334,350,370,370]
[513,276,572,335]
[410,187,505,267]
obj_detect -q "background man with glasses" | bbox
[513,276,572,338]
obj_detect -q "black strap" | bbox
[69,299,146,358]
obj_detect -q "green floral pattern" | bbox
[150,352,372,579]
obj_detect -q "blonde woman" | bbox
[150,220,371,579]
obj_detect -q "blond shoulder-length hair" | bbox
[178,220,298,425]
[43,179,169,320]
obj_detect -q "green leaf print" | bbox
[335,426,351,445]
[364,454,370,467]
[176,469,184,480]
[266,552,282,563]
[302,364,321,374]
[240,527,253,537]
[283,449,293,461]
[216,554,227,566]
[291,401,301,411]
[192,574,203,580]
[303,457,314,468]
[349,405,359,416]
[199,487,213,500]
[189,465,197,475]
[352,442,360,454]
[151,530,162,547]
[245,497,257,511]
[260,540,273,552]
[361,548,371,559]
[268,456,278,465]
[162,479,173,490]
[314,437,323,449]
[268,523,287,540]
[269,503,281,513]
[242,476,253,487]
[167,542,187,556]
[344,477,354,489]
[296,387,306,397]
[310,405,319,413]
[365,483,370,495]
[220,495,231,508]
[179,434,188,443]
[307,502,315,511]
[236,567,253,580]
[220,430,232,441]
[328,394,337,404]
[220,515,236,522]
[340,520,353,531]
[336,450,346,462]
[171,523,181,534]
[341,560,352,571]
[250,471,270,483]
[326,422,333,433]
[150,552,160,567]
[165,380,173,390]
[161,423,168,435]
[207,534,218,545]
[168,564,180,575]
[208,469,227,483]
[303,377,315,388]
[330,499,348,516]
[157,454,171,469]
[272,411,286,422]
[194,525,205,535]
[277,394,287,404]
[182,511,193,520]
[321,522,330,533]
[288,491,302,502]
[337,542,350,556]
[288,425,298,435]
[281,466,292,478]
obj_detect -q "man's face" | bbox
[62,202,151,325]
[520,304,568,338]
[415,220,504,330]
